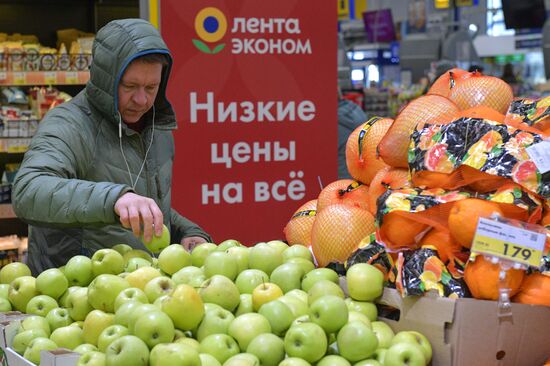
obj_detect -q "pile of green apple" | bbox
[0,239,432,366]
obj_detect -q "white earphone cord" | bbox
[118,106,155,191]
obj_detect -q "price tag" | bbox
[13,72,26,85]
[526,140,550,173]
[44,71,57,85]
[65,71,78,84]
[471,218,545,267]
[0,72,6,81]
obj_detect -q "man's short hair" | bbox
[135,53,169,66]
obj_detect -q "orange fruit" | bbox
[311,204,375,267]
[464,255,524,300]
[419,228,463,263]
[379,213,428,251]
[448,198,504,248]
[345,117,393,185]
[316,179,369,213]
[367,167,411,216]
[428,68,470,98]
[283,199,317,246]
[513,273,550,306]
[449,74,513,114]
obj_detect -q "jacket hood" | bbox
[85,18,176,128]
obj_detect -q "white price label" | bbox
[526,140,550,173]
[65,71,78,84]
[13,72,26,85]
[44,72,57,85]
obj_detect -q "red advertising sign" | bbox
[160,0,337,245]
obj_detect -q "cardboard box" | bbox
[377,287,550,366]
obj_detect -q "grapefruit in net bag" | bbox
[464,254,524,300]
[283,199,317,246]
[428,68,470,98]
[345,117,393,185]
[316,179,369,213]
[378,95,459,168]
[367,167,411,216]
[449,73,513,114]
[311,204,375,267]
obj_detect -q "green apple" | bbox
[173,329,186,342]
[176,337,200,350]
[73,343,98,354]
[198,334,240,364]
[36,268,68,300]
[0,297,11,311]
[113,301,141,327]
[390,331,432,364]
[204,302,224,313]
[46,307,72,330]
[344,298,378,321]
[133,310,175,348]
[371,321,395,349]
[278,357,311,366]
[150,342,201,366]
[114,287,148,311]
[307,280,344,305]
[235,293,254,316]
[309,295,348,334]
[77,351,106,366]
[373,348,387,364]
[23,337,58,364]
[384,342,426,366]
[270,263,305,293]
[290,314,310,328]
[198,275,240,312]
[66,287,93,321]
[248,243,283,276]
[246,333,285,366]
[105,335,149,366]
[283,244,313,262]
[124,257,151,272]
[71,320,84,329]
[65,255,94,286]
[317,355,351,366]
[278,295,309,318]
[123,249,153,264]
[124,303,158,333]
[284,257,315,274]
[226,246,250,274]
[258,299,293,336]
[235,269,269,294]
[144,276,175,302]
[0,283,9,298]
[97,325,129,352]
[50,324,84,349]
[266,240,289,255]
[337,321,378,362]
[112,243,133,256]
[0,262,31,284]
[199,353,222,366]
[87,274,130,312]
[284,322,327,363]
[224,353,260,366]
[21,315,51,336]
[82,309,114,346]
[216,239,242,252]
[285,289,309,304]
[26,294,58,317]
[228,313,271,351]
[161,284,205,331]
[191,243,217,267]
[301,268,339,292]
[158,244,192,275]
[172,266,204,285]
[355,359,382,366]
[92,248,125,276]
[12,328,48,355]
[8,275,37,312]
[348,311,371,327]
[203,251,238,280]
[141,224,170,253]
[196,307,235,341]
[125,266,161,290]
[59,286,80,308]
[346,263,384,302]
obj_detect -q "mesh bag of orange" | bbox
[408,117,550,198]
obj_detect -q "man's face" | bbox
[117,60,163,124]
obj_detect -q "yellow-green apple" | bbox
[309,295,348,334]
[216,239,242,252]
[345,298,377,321]
[196,307,235,341]
[258,300,293,336]
[92,248,125,276]
[337,321,378,362]
[87,274,130,313]
[0,283,9,298]
[248,243,283,276]
[266,240,289,255]
[133,310,175,348]
[283,322,327,363]
[123,249,153,264]
[175,337,200,350]
[0,298,10,311]
[301,268,339,292]
[59,286,80,308]
[390,331,432,364]
[278,295,308,318]
[284,257,315,274]
[235,269,269,294]
[124,257,151,273]
[270,263,305,293]
[8,275,37,312]
[141,224,170,253]
[71,320,84,329]
[173,329,186,341]
[0,262,31,284]
[283,244,313,262]
[373,348,387,364]
[23,337,58,364]
[97,325,129,352]
[204,302,224,313]
[235,294,253,316]
[76,351,106,366]
[348,311,371,327]
[124,266,160,290]
[21,315,51,336]
[371,321,395,349]
[285,289,309,304]
[82,309,114,345]
[246,333,285,366]
[12,328,48,355]
[73,343,98,354]
[113,301,141,327]
[66,287,93,321]
[114,287,148,311]
[158,244,192,275]
[161,284,205,331]
[203,252,238,280]
[26,294,58,317]
[50,324,85,349]
[126,303,159,333]
[172,266,205,287]
[64,255,94,286]
[228,313,271,351]
[112,243,133,256]
[307,280,344,305]
[150,342,201,366]
[355,359,382,366]
[346,263,384,301]
[384,342,426,366]
[226,246,250,274]
[279,357,311,366]
[36,268,68,300]
[224,353,260,366]
[252,282,283,311]
[191,243,217,267]
[144,276,175,302]
[198,275,240,312]
[198,334,240,364]
[290,314,310,328]
[199,353,222,366]
[46,307,72,330]
[105,335,149,366]
[153,294,169,308]
[317,355,351,366]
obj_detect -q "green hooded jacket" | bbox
[12,19,211,274]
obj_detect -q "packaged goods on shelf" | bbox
[0,236,26,267]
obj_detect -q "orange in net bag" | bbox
[418,228,463,263]
[345,116,393,185]
[367,167,411,216]
[452,105,505,123]
[449,72,513,114]
[427,68,471,98]
[512,272,550,306]
[283,199,317,246]
[316,179,369,213]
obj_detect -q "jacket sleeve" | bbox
[12,108,131,228]
[170,208,212,243]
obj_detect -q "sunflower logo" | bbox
[193,7,227,54]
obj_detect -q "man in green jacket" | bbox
[13,19,211,274]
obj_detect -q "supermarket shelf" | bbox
[0,204,16,219]
[0,71,89,86]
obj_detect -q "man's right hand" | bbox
[114,192,164,243]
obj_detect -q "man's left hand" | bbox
[181,236,208,251]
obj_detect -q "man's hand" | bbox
[181,236,208,251]
[114,192,164,243]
